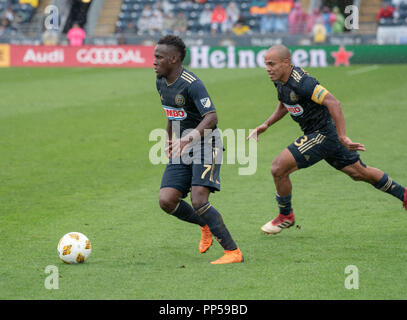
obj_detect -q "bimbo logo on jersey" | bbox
[163,105,187,120]
[283,103,304,116]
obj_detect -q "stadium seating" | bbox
[0,0,37,35]
[114,0,282,35]
[378,0,407,26]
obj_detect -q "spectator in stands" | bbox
[260,12,275,34]
[210,4,227,34]
[42,29,58,45]
[274,12,288,33]
[150,7,164,35]
[179,0,194,10]
[306,7,321,34]
[313,17,327,43]
[233,16,250,35]
[199,4,212,33]
[67,23,86,46]
[137,15,150,34]
[0,17,11,35]
[161,0,174,15]
[288,2,307,34]
[392,0,407,7]
[321,6,335,34]
[137,4,153,35]
[125,21,136,34]
[224,2,240,34]
[194,0,207,4]
[331,6,345,34]
[154,1,164,14]
[140,4,153,20]
[377,2,394,22]
[163,12,176,34]
[173,12,188,34]
[392,5,402,21]
[3,6,15,25]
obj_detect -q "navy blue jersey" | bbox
[156,68,217,137]
[274,66,332,134]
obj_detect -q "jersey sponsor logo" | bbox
[200,97,211,108]
[283,103,304,116]
[162,105,187,120]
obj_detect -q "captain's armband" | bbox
[311,85,329,105]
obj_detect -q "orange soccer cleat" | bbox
[199,225,213,253]
[210,248,244,265]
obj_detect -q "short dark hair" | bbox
[157,35,186,62]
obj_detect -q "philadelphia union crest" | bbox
[290,90,299,103]
[175,94,185,106]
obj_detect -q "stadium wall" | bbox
[0,44,406,68]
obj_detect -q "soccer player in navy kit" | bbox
[154,35,243,264]
[247,45,407,234]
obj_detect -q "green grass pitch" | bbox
[1,65,406,300]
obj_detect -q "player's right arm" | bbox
[165,119,173,158]
[247,101,288,142]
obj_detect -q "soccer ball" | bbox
[57,232,92,264]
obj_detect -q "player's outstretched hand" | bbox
[170,137,193,159]
[339,136,366,152]
[247,123,268,142]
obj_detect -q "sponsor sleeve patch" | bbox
[200,97,211,108]
[311,85,329,105]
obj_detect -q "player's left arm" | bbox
[172,80,218,157]
[301,76,365,152]
[181,111,218,144]
[171,111,218,158]
[320,91,366,152]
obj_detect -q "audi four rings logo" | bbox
[76,48,146,64]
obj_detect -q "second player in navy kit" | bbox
[247,44,407,235]
[154,35,243,264]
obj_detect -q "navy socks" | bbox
[373,173,405,201]
[170,200,206,227]
[276,193,292,215]
[195,202,237,251]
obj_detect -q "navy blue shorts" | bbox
[160,161,221,198]
[287,124,360,170]
[160,139,222,198]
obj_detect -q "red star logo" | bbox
[331,46,353,66]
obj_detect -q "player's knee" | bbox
[158,195,178,214]
[191,196,208,210]
[190,187,210,209]
[271,159,287,179]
